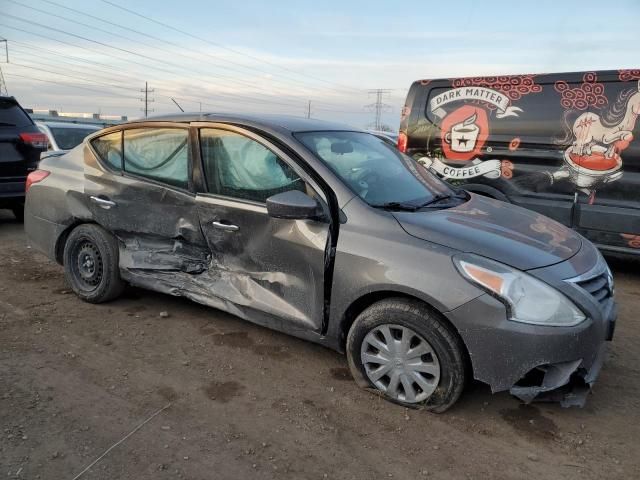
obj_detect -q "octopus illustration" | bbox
[547,80,640,198]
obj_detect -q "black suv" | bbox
[0,96,48,220]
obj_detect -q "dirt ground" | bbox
[1,211,639,480]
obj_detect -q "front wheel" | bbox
[63,224,125,303]
[346,298,467,413]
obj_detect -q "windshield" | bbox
[49,126,100,150]
[295,131,454,206]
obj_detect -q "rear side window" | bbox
[0,99,32,128]
[123,128,189,190]
[91,131,122,171]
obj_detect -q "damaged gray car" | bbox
[24,114,616,412]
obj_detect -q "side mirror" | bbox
[266,190,321,220]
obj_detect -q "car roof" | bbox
[126,113,363,133]
[36,121,102,129]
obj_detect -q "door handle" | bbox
[212,221,239,232]
[90,196,116,209]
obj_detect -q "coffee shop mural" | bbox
[418,72,640,201]
[418,74,542,180]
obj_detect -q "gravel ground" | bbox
[1,211,639,480]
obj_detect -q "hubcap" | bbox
[361,324,440,403]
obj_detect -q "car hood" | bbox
[393,194,582,271]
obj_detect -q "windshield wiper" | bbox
[372,190,469,212]
[371,201,421,212]
[412,190,469,209]
[413,193,454,208]
[0,122,17,126]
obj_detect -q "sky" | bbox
[0,0,639,130]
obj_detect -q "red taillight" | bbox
[397,132,408,153]
[26,170,50,193]
[20,132,49,149]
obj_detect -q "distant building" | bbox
[25,108,127,127]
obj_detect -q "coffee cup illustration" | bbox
[444,113,479,153]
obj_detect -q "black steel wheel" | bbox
[63,224,124,303]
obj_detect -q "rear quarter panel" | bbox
[24,145,90,261]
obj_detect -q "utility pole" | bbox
[306,100,312,119]
[0,39,9,96]
[140,81,154,117]
[365,89,392,130]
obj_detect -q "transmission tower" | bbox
[140,81,155,117]
[0,68,7,97]
[365,89,392,130]
[0,39,8,96]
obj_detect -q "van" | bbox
[399,70,640,255]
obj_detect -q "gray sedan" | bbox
[24,114,616,411]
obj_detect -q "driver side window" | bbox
[199,128,304,203]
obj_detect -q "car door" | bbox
[193,124,330,333]
[84,124,210,280]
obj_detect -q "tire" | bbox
[63,224,125,303]
[346,298,467,413]
[11,205,24,222]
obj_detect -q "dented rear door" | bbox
[84,124,210,282]
[194,126,330,333]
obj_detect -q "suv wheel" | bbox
[63,224,125,303]
[346,298,467,413]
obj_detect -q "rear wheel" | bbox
[63,224,124,303]
[346,298,467,413]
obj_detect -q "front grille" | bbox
[572,270,613,306]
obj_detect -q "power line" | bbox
[8,63,141,94]
[1,23,356,112]
[7,0,361,105]
[32,0,355,99]
[2,73,142,101]
[4,1,307,98]
[5,48,310,112]
[9,49,141,87]
[3,34,360,113]
[7,39,143,83]
[1,13,260,90]
[99,0,363,95]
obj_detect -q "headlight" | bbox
[454,255,586,327]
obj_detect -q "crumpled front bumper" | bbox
[509,342,606,407]
[445,286,616,406]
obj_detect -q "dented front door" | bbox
[194,126,330,333]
